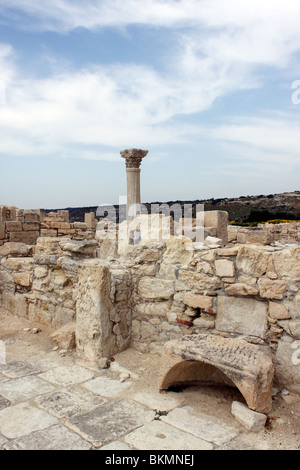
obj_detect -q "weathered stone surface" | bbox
[59,239,98,256]
[161,406,237,446]
[183,293,213,309]
[50,323,76,350]
[0,376,54,404]
[204,211,228,246]
[35,237,62,254]
[225,283,259,297]
[125,419,213,450]
[193,317,215,329]
[13,272,31,287]
[9,231,39,245]
[135,302,170,317]
[4,424,91,450]
[258,278,287,300]
[5,257,34,271]
[178,269,222,291]
[0,242,32,257]
[35,388,106,419]
[138,277,174,300]
[0,361,39,379]
[66,399,154,447]
[215,259,235,277]
[273,247,300,278]
[269,302,291,320]
[216,295,268,338]
[236,246,270,277]
[38,365,94,387]
[82,376,132,398]
[76,263,117,363]
[0,402,58,439]
[159,334,274,413]
[231,401,267,431]
[237,229,273,246]
[162,238,193,265]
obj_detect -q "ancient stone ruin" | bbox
[0,149,299,422]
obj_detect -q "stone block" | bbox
[231,401,267,431]
[76,263,117,363]
[138,277,174,300]
[236,245,270,277]
[5,221,22,232]
[216,295,268,338]
[178,269,222,291]
[9,231,39,245]
[0,206,17,222]
[215,259,235,277]
[59,239,98,256]
[135,302,170,317]
[5,257,34,271]
[13,272,31,287]
[0,242,32,257]
[183,293,213,309]
[273,247,300,278]
[162,238,193,265]
[225,283,259,297]
[204,211,228,246]
[24,212,40,223]
[22,222,40,231]
[50,323,76,350]
[269,302,291,320]
[258,278,287,300]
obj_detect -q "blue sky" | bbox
[0,0,299,209]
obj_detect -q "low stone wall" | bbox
[228,222,300,245]
[0,206,96,246]
[0,226,299,392]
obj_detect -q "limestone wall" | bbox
[0,214,299,391]
[228,222,300,246]
[0,206,96,245]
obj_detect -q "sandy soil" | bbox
[0,309,299,450]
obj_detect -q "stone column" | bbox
[120,148,148,220]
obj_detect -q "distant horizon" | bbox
[2,189,298,212]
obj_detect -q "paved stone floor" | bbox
[0,311,299,450]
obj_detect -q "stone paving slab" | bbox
[82,376,132,398]
[0,402,58,439]
[38,365,94,386]
[161,406,238,446]
[132,391,183,413]
[124,420,213,450]
[65,399,155,448]
[35,387,107,419]
[3,424,92,450]
[0,375,55,404]
[0,361,39,379]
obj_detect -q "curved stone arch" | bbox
[159,359,248,406]
[158,334,274,414]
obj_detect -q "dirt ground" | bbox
[0,309,299,450]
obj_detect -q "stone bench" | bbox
[159,334,274,414]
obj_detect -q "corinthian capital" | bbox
[120,148,148,169]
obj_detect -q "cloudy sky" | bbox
[0,0,299,209]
